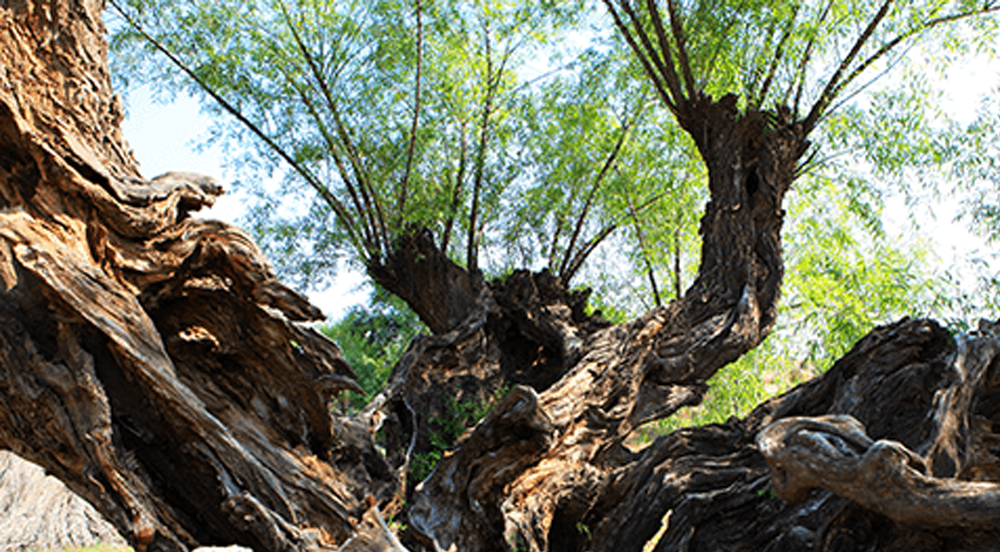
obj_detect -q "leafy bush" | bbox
[321,293,423,413]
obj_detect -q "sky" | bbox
[120,86,371,320]
[117,41,999,325]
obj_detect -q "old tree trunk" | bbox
[2,1,1000,551]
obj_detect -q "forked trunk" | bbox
[394,92,808,551]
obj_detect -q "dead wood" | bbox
[0,1,394,549]
[0,451,126,551]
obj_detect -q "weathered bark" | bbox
[388,308,1000,551]
[0,451,126,551]
[3,2,999,552]
[378,92,808,552]
[610,317,1000,552]
[0,1,396,550]
[369,228,484,335]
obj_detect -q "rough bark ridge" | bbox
[0,1,399,550]
[3,2,1000,552]
[0,451,126,551]
[382,92,808,551]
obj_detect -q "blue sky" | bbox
[120,85,370,320]
[118,51,999,324]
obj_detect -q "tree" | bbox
[108,0,711,322]
[2,1,1000,552]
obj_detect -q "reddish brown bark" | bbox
[0,1,396,549]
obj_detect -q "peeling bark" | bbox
[1,1,393,549]
[0,451,126,551]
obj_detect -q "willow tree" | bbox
[2,1,1000,552]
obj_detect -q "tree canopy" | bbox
[109,0,1000,369]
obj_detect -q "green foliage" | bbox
[409,450,442,485]
[321,293,423,412]
[108,0,719,310]
[647,350,771,436]
[411,384,511,482]
[109,0,597,278]
[109,0,999,324]
[780,175,948,369]
[110,0,1000,451]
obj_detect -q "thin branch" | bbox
[561,187,666,286]
[803,0,895,132]
[664,0,697,98]
[806,1,1000,131]
[558,106,641,284]
[561,224,618,286]
[108,0,369,259]
[398,0,424,223]
[467,17,495,274]
[625,0,685,109]
[784,1,834,117]
[441,121,469,255]
[269,52,379,254]
[793,145,828,179]
[823,42,914,118]
[643,0,687,106]
[824,6,1000,122]
[548,212,566,273]
[755,5,800,110]
[601,0,678,114]
[672,220,682,300]
[277,0,390,257]
[264,4,380,253]
[623,186,661,307]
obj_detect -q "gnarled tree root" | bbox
[759,414,1000,526]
